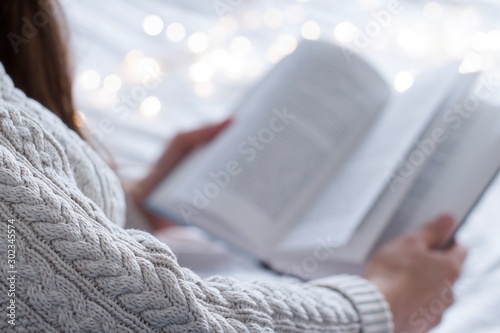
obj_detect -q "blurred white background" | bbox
[63,1,500,332]
[63,0,500,180]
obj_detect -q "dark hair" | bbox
[0,0,82,136]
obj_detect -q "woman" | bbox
[0,1,467,332]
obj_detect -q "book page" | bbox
[273,63,472,252]
[308,71,481,264]
[297,73,489,265]
[148,40,390,252]
[375,102,500,247]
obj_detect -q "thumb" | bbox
[418,215,457,248]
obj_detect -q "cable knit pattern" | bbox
[0,63,393,333]
[0,68,126,228]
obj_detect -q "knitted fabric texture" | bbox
[0,63,393,333]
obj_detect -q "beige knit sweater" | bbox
[0,63,393,332]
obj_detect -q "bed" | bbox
[65,0,500,331]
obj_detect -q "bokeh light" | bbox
[189,63,214,82]
[394,71,414,92]
[125,49,145,66]
[231,36,252,56]
[264,8,284,29]
[220,16,239,35]
[193,82,215,97]
[208,49,231,68]
[397,28,432,55]
[103,74,122,93]
[140,96,161,117]
[74,111,86,128]
[166,22,186,42]
[143,15,164,36]
[423,2,443,22]
[224,57,245,79]
[488,30,500,51]
[267,44,286,64]
[130,57,162,82]
[188,32,210,54]
[277,34,298,55]
[242,10,262,30]
[334,22,357,43]
[208,26,228,45]
[301,20,321,40]
[80,70,101,90]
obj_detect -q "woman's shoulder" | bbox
[0,62,126,226]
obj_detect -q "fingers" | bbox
[418,215,457,248]
[164,118,232,165]
[431,242,468,285]
[137,118,233,199]
[177,118,232,147]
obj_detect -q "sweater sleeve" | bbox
[0,104,393,332]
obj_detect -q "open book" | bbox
[148,40,500,279]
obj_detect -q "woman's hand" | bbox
[364,215,467,333]
[130,118,232,230]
